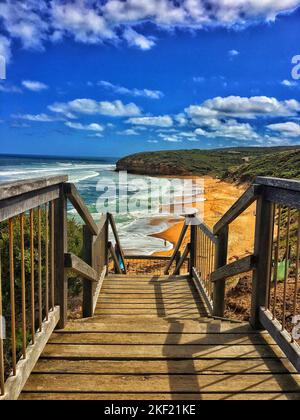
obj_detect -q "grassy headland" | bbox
[116,146,300,183]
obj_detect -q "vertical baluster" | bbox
[199,231,203,277]
[50,201,55,311]
[38,207,42,331]
[20,214,27,359]
[282,208,291,331]
[45,204,49,321]
[0,247,5,396]
[292,211,300,343]
[30,209,35,344]
[9,218,16,376]
[273,206,282,319]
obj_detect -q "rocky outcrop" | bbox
[116,157,192,176]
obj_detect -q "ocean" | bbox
[0,155,204,255]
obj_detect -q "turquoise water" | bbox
[0,155,195,255]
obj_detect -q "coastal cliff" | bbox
[116,147,300,182]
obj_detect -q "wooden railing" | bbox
[1,174,300,398]
[189,176,300,372]
[0,176,67,400]
[0,176,121,400]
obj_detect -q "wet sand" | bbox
[152,176,256,262]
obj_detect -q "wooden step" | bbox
[48,332,275,346]
[22,373,300,394]
[32,358,292,375]
[63,319,251,334]
[19,392,300,401]
[41,343,284,359]
[20,273,300,401]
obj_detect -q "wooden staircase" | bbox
[20,275,300,400]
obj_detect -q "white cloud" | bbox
[13,113,57,122]
[194,119,260,141]
[51,1,116,44]
[65,122,104,132]
[49,99,141,117]
[1,1,300,58]
[0,35,11,62]
[281,79,298,87]
[267,121,300,137]
[22,80,48,92]
[148,140,159,143]
[186,96,300,121]
[99,81,163,99]
[128,115,173,127]
[118,128,139,136]
[123,28,156,50]
[228,49,240,57]
[175,113,188,127]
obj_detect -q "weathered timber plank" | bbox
[41,343,284,359]
[255,176,300,192]
[64,253,98,283]
[213,185,260,235]
[211,255,256,283]
[0,185,60,222]
[164,223,189,274]
[0,307,60,401]
[108,242,122,274]
[192,268,213,315]
[48,332,275,346]
[196,221,218,244]
[108,213,126,273]
[0,176,67,200]
[264,186,300,210]
[22,373,300,393]
[64,183,98,235]
[32,358,291,375]
[95,303,205,310]
[260,308,300,372]
[19,392,300,401]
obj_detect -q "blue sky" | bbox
[0,1,300,158]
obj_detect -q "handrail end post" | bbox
[54,185,68,330]
[212,226,229,318]
[250,196,275,330]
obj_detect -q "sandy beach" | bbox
[152,176,256,262]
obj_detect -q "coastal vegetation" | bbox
[116,146,300,183]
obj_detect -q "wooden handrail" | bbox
[164,222,189,274]
[173,243,190,275]
[108,242,123,274]
[64,183,99,236]
[0,184,61,223]
[0,176,68,200]
[196,220,218,244]
[210,255,256,283]
[213,184,261,235]
[107,213,126,274]
[256,176,300,192]
[64,253,98,283]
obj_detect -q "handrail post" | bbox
[213,225,229,318]
[189,215,197,277]
[82,226,95,318]
[104,214,109,270]
[176,251,182,275]
[250,194,275,329]
[54,184,68,329]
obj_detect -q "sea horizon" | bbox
[0,154,188,256]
